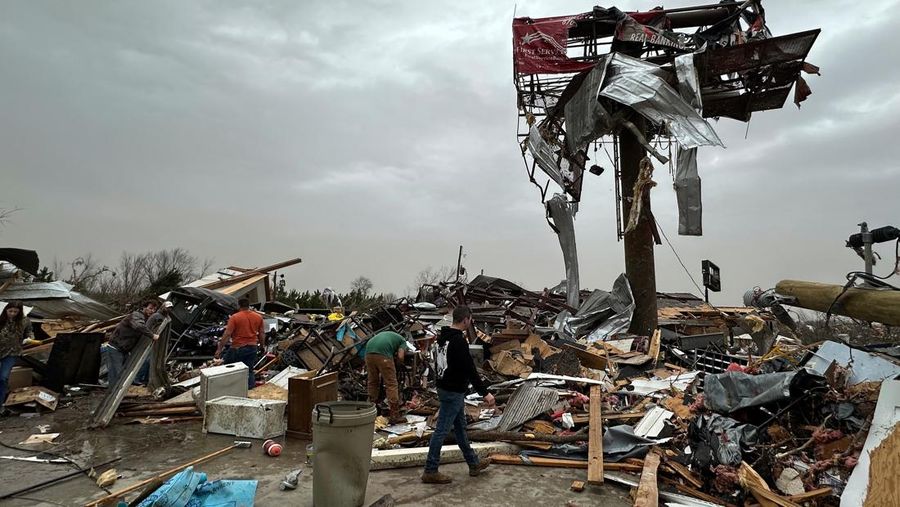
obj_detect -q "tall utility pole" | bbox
[858,222,874,275]
[513,3,820,338]
[619,118,658,336]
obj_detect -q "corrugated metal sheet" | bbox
[0,281,116,320]
[496,381,560,432]
[0,281,73,300]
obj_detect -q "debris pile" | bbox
[2,247,900,507]
[348,273,900,507]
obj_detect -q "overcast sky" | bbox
[2,1,898,304]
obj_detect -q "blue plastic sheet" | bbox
[137,467,257,507]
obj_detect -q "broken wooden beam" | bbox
[588,385,604,484]
[118,406,199,417]
[662,460,703,490]
[84,444,239,506]
[488,454,643,472]
[634,448,661,507]
[467,429,587,444]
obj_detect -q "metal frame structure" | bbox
[515,1,820,208]
[513,1,820,335]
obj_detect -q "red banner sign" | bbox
[513,14,595,75]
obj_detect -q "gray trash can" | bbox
[312,401,378,507]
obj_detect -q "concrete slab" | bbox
[0,392,631,507]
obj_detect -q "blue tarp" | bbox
[137,467,257,507]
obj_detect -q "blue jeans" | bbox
[424,388,479,473]
[135,356,151,385]
[103,345,127,387]
[0,355,18,405]
[224,345,257,389]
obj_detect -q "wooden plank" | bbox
[488,454,643,472]
[634,448,661,507]
[588,385,604,484]
[662,461,703,490]
[84,445,237,506]
[572,411,646,425]
[786,487,831,502]
[648,329,661,364]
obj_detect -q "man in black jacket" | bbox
[422,306,495,484]
[105,300,159,386]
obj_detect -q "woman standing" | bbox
[0,301,34,413]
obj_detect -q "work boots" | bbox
[388,402,406,425]
[469,457,492,477]
[421,471,452,484]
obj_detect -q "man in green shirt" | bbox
[365,331,410,424]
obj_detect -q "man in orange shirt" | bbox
[214,298,265,388]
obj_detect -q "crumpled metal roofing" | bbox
[546,194,580,308]
[599,53,724,149]
[0,281,118,320]
[555,273,634,342]
[564,60,614,153]
[496,381,560,432]
[525,124,576,192]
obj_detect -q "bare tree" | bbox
[60,254,111,294]
[0,207,19,228]
[407,266,455,295]
[350,276,374,298]
[53,248,215,310]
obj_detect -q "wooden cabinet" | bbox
[286,371,338,439]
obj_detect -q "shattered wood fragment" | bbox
[633,448,661,507]
[739,462,800,507]
[588,385,604,484]
[661,395,693,421]
[647,329,661,364]
[863,422,900,507]
[571,480,586,492]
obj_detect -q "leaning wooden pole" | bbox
[775,279,900,326]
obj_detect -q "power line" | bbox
[656,221,706,298]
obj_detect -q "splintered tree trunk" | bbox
[620,118,658,336]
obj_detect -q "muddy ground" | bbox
[0,392,631,506]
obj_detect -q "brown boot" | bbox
[469,457,491,477]
[421,471,452,484]
[388,402,406,425]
